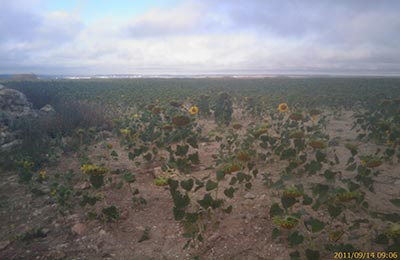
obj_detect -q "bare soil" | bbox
[1,110,399,260]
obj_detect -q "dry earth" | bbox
[0,110,399,260]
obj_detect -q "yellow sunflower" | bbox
[189,105,199,115]
[39,170,47,179]
[278,103,289,112]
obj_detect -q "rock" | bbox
[120,209,129,220]
[152,166,164,179]
[136,226,146,231]
[244,192,256,200]
[42,228,50,235]
[66,214,79,222]
[99,229,107,236]
[0,87,33,114]
[33,209,42,217]
[0,240,10,251]
[72,223,87,235]
[0,86,37,153]
[0,84,4,90]
[74,181,91,190]
[39,104,56,114]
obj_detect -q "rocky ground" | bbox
[0,98,399,259]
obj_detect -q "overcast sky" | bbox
[1,0,400,75]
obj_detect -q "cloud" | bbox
[125,2,204,37]
[1,0,400,75]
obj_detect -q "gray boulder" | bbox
[0,85,37,153]
[39,104,56,115]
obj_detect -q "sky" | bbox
[1,0,400,75]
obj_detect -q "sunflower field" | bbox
[1,77,400,260]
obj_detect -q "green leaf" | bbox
[224,187,235,199]
[186,136,198,148]
[305,160,322,175]
[229,177,237,185]
[305,218,325,232]
[247,162,255,171]
[251,169,258,178]
[198,194,213,209]
[216,170,225,181]
[346,162,357,172]
[323,170,336,183]
[176,145,189,156]
[188,152,200,165]
[272,228,281,239]
[315,150,326,162]
[102,206,119,221]
[185,212,199,223]
[168,179,179,192]
[173,207,185,221]
[89,175,104,189]
[389,199,400,208]
[328,205,343,218]
[312,184,329,197]
[245,182,252,190]
[123,171,136,183]
[302,194,313,205]
[206,180,218,191]
[269,203,283,217]
[281,196,297,209]
[194,179,204,192]
[288,231,304,246]
[128,152,135,160]
[289,251,301,260]
[370,212,400,222]
[143,152,152,161]
[171,190,189,209]
[180,179,194,192]
[325,243,357,252]
[334,154,340,164]
[223,205,233,214]
[236,172,251,183]
[305,249,320,260]
[361,201,369,209]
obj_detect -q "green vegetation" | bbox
[1,77,400,259]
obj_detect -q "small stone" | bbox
[136,226,146,231]
[33,209,42,217]
[39,104,56,114]
[99,229,107,236]
[0,240,10,251]
[66,214,79,222]
[42,228,50,235]
[244,192,256,199]
[74,182,90,190]
[120,209,129,220]
[72,223,87,235]
[152,167,164,179]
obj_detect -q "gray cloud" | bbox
[0,1,42,42]
[1,0,400,75]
